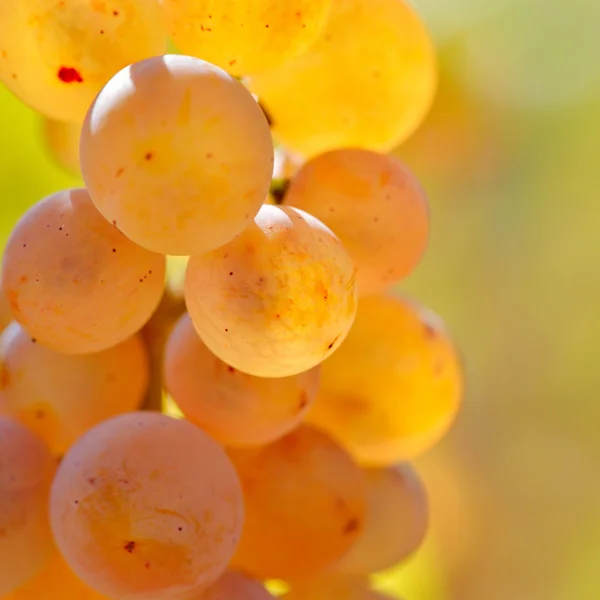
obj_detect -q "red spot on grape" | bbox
[58,67,83,83]
[124,541,135,553]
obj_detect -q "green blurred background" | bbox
[1,1,599,598]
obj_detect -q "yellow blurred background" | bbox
[1,1,599,599]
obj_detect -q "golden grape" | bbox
[228,425,366,579]
[283,148,429,295]
[161,0,333,76]
[1,188,165,354]
[0,417,56,596]
[50,412,244,600]
[80,54,274,256]
[250,0,437,157]
[0,323,149,456]
[164,313,320,446]
[333,465,429,574]
[306,293,463,464]
[0,0,166,122]
[41,118,82,176]
[185,204,357,378]
[197,571,275,600]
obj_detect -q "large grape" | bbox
[161,0,333,76]
[0,323,149,456]
[250,0,437,157]
[164,313,320,446]
[80,54,274,256]
[283,149,430,295]
[1,188,165,354]
[0,417,56,595]
[50,412,244,600]
[228,425,366,579]
[0,0,166,122]
[185,204,357,378]
[306,293,463,464]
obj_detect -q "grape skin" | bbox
[1,188,166,355]
[0,417,56,596]
[0,0,166,122]
[283,148,430,295]
[332,465,429,575]
[80,54,274,256]
[161,0,333,76]
[0,323,149,456]
[196,571,275,600]
[164,313,320,447]
[50,412,244,600]
[185,204,358,378]
[250,0,437,157]
[306,293,463,464]
[228,425,367,580]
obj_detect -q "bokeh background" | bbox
[1,1,599,598]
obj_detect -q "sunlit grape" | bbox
[0,323,149,456]
[306,293,463,464]
[41,118,82,176]
[197,571,275,600]
[161,0,333,76]
[283,575,385,600]
[0,417,55,596]
[80,54,274,256]
[164,314,320,446]
[4,548,110,600]
[1,188,165,354]
[332,465,429,574]
[185,204,357,378]
[228,425,366,579]
[50,412,244,600]
[283,149,429,295]
[250,0,437,157]
[0,0,166,122]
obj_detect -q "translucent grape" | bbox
[1,188,166,354]
[50,412,244,600]
[80,54,274,256]
[161,0,333,76]
[228,425,366,580]
[0,0,166,122]
[197,571,275,600]
[250,0,437,157]
[283,576,384,600]
[333,465,429,574]
[41,118,82,176]
[185,204,357,378]
[283,149,430,295]
[164,313,320,446]
[0,417,56,596]
[0,322,149,456]
[306,293,463,464]
[4,548,110,600]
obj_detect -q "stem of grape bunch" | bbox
[140,287,186,411]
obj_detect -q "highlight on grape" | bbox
[0,1,463,599]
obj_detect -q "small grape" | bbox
[164,313,320,447]
[80,54,274,256]
[1,188,166,354]
[0,417,56,596]
[0,0,166,122]
[283,148,430,295]
[0,323,149,456]
[196,571,275,600]
[306,293,463,464]
[228,425,366,580]
[185,204,357,378]
[250,0,437,157]
[333,465,429,574]
[50,412,244,600]
[161,0,333,76]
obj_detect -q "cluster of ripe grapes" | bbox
[0,1,462,599]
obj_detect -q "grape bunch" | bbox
[0,1,462,599]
